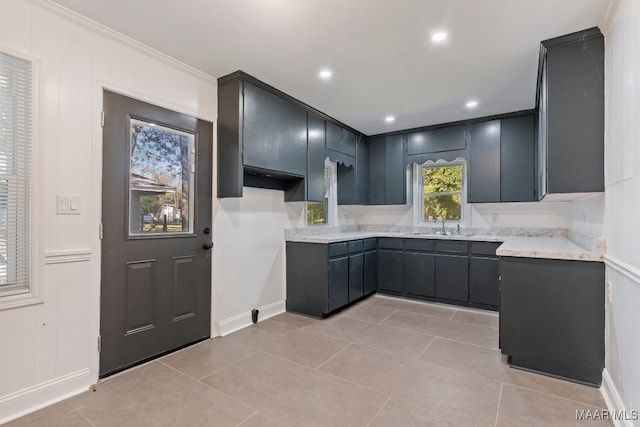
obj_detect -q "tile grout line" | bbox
[314,342,354,371]
[232,410,258,427]
[158,359,263,415]
[366,395,392,427]
[416,336,437,360]
[494,382,504,427]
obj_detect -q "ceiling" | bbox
[50,0,611,135]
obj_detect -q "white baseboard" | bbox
[601,369,636,427]
[217,300,286,336]
[0,368,92,424]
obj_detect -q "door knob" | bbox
[203,242,213,250]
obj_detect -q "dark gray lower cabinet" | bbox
[500,256,605,386]
[348,252,364,302]
[469,241,502,308]
[286,240,375,318]
[363,239,377,294]
[378,250,403,293]
[404,252,435,298]
[328,256,349,312]
[435,255,469,302]
[469,258,500,307]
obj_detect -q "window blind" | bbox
[0,52,32,294]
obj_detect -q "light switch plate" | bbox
[57,194,81,215]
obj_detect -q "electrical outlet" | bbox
[491,213,499,224]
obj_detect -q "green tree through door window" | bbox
[422,164,463,221]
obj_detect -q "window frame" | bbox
[0,46,43,310]
[416,158,467,226]
[306,158,336,227]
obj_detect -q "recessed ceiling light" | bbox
[431,31,448,43]
[465,100,479,109]
[319,69,332,80]
[385,115,395,123]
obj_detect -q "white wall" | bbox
[213,188,292,335]
[0,0,216,422]
[601,0,640,422]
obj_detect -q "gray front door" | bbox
[100,90,213,377]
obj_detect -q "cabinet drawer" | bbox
[348,240,364,253]
[435,240,468,254]
[363,238,377,251]
[329,242,348,257]
[404,239,434,252]
[378,238,403,250]
[470,241,502,256]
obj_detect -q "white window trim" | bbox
[0,46,43,310]
[306,158,337,227]
[413,158,469,227]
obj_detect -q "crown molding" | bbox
[599,0,621,35]
[31,0,217,85]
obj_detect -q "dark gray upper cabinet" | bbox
[338,135,369,205]
[368,135,406,205]
[469,120,501,203]
[355,136,369,204]
[407,125,466,155]
[243,82,307,176]
[501,115,535,202]
[537,27,604,198]
[326,121,356,157]
[468,115,536,203]
[368,137,386,205]
[307,113,327,203]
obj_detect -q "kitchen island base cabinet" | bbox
[500,256,605,386]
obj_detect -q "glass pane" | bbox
[423,194,462,221]
[423,165,463,193]
[129,119,195,235]
[307,202,328,225]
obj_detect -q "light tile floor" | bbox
[6,295,611,426]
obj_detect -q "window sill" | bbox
[0,290,44,311]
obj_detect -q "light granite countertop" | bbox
[285,228,604,262]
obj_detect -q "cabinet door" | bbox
[378,249,403,293]
[469,120,500,203]
[435,255,469,302]
[307,114,326,202]
[407,125,466,155]
[325,121,342,153]
[341,129,357,157]
[337,163,356,205]
[469,257,500,307]
[364,250,377,294]
[404,252,435,297]
[243,83,307,176]
[368,137,386,204]
[355,137,369,204]
[501,115,535,202]
[348,253,364,302]
[328,256,349,312]
[546,35,604,194]
[384,135,406,204]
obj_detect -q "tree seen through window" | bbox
[422,164,463,222]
